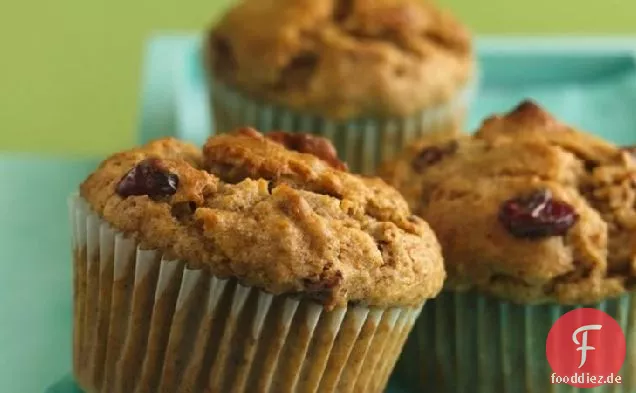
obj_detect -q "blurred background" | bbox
[1,0,635,157]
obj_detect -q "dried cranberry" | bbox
[116,158,179,200]
[498,189,579,239]
[411,141,458,172]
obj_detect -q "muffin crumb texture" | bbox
[381,100,636,304]
[207,0,474,119]
[80,129,445,309]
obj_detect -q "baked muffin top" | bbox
[80,128,445,309]
[206,0,474,119]
[380,100,636,305]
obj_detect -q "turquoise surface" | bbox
[3,36,636,393]
[465,45,636,143]
[0,156,97,393]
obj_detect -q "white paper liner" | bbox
[394,291,636,393]
[70,195,422,393]
[210,79,476,174]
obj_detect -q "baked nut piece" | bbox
[72,128,445,393]
[205,0,475,173]
[381,100,636,305]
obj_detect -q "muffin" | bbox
[205,0,475,174]
[70,128,445,393]
[381,101,636,392]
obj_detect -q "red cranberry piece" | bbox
[116,158,179,200]
[498,189,579,239]
[411,141,458,172]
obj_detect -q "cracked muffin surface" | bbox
[206,0,474,119]
[80,128,445,309]
[380,100,636,304]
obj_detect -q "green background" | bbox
[1,0,635,156]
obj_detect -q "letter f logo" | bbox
[572,325,602,368]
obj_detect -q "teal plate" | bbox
[0,156,97,393]
[3,36,636,393]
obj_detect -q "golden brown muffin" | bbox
[207,0,474,120]
[381,100,636,305]
[80,129,444,309]
[72,129,445,393]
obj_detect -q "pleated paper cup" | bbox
[393,291,636,393]
[209,79,476,174]
[69,195,422,393]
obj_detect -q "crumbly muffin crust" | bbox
[206,0,474,119]
[80,128,445,309]
[380,100,636,304]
